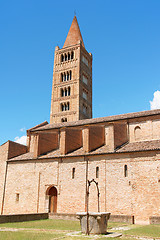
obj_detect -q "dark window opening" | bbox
[61,52,74,63]
[16,193,20,202]
[96,167,99,178]
[67,102,70,110]
[72,168,75,179]
[61,54,64,62]
[71,51,74,59]
[68,52,70,60]
[64,73,66,81]
[61,73,63,82]
[124,165,128,177]
[61,104,65,111]
[61,102,70,111]
[67,72,69,81]
[61,118,67,122]
[68,87,71,96]
[61,89,64,97]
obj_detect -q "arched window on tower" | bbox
[61,118,67,122]
[65,88,67,96]
[61,89,64,97]
[65,53,67,61]
[64,73,66,81]
[61,103,65,111]
[67,102,70,110]
[61,54,64,62]
[67,72,69,81]
[61,73,64,82]
[68,52,70,60]
[70,70,72,80]
[68,87,71,96]
[61,102,70,111]
[71,51,74,59]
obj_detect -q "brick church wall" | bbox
[2,150,160,224]
[129,116,160,143]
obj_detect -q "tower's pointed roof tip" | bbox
[63,16,85,48]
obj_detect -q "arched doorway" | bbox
[46,186,57,213]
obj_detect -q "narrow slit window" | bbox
[72,168,75,179]
[16,193,19,202]
[96,167,99,178]
[124,165,128,177]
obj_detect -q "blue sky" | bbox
[0,0,160,145]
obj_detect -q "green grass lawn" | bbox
[0,219,81,231]
[0,231,64,240]
[124,224,160,238]
[0,219,160,240]
[0,219,128,231]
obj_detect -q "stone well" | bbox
[76,212,111,234]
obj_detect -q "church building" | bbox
[1,16,160,225]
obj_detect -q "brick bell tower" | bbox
[50,16,92,124]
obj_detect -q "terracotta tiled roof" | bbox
[27,121,48,132]
[63,16,84,48]
[8,152,34,161]
[116,140,160,153]
[31,109,160,132]
[8,140,160,162]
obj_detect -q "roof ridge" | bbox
[31,109,160,132]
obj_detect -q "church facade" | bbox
[1,16,160,224]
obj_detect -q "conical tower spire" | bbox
[63,16,84,48]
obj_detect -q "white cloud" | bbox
[15,135,27,145]
[20,127,26,132]
[150,90,160,110]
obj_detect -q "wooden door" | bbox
[48,187,57,213]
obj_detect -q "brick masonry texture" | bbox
[1,16,160,225]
